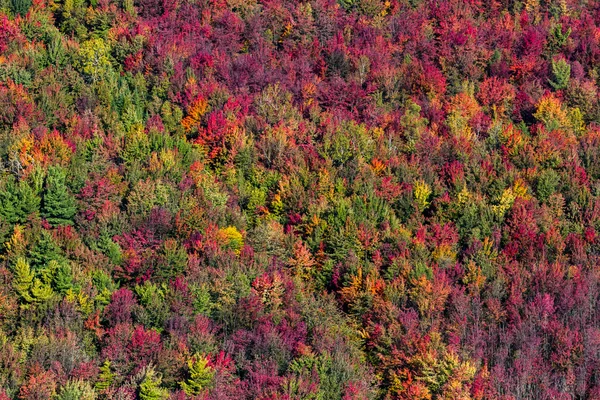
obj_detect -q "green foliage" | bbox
[29,230,64,269]
[30,277,54,303]
[399,100,428,153]
[56,380,97,400]
[546,24,571,55]
[0,178,40,225]
[76,38,113,82]
[322,121,375,167]
[12,257,34,303]
[42,166,77,226]
[97,231,123,265]
[180,354,214,395]
[10,0,31,16]
[337,0,355,11]
[536,169,560,203]
[155,239,187,281]
[549,59,571,91]
[94,361,114,392]
[134,282,169,330]
[139,369,169,400]
[50,260,75,294]
[191,285,213,316]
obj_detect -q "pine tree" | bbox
[0,179,40,224]
[16,180,41,221]
[10,0,32,16]
[12,257,34,303]
[180,354,214,396]
[42,166,77,226]
[549,58,571,90]
[0,183,17,224]
[51,260,74,294]
[139,369,169,400]
[56,380,96,400]
[94,361,114,392]
[30,278,54,303]
[29,230,64,270]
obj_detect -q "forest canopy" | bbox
[1,0,600,399]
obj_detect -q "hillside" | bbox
[1,0,600,399]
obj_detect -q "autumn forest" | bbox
[1,0,600,399]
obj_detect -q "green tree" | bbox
[42,166,77,226]
[549,58,571,90]
[29,230,64,269]
[139,369,169,400]
[536,169,560,203]
[180,354,214,396]
[94,361,114,392]
[10,0,32,16]
[30,278,54,303]
[0,178,40,224]
[12,257,34,303]
[50,260,74,294]
[76,38,113,82]
[56,380,97,400]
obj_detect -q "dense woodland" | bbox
[2,0,600,398]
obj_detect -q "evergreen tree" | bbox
[0,179,40,224]
[56,380,96,400]
[29,230,64,270]
[42,166,77,226]
[50,260,74,294]
[180,354,214,396]
[549,58,571,90]
[0,183,17,224]
[94,361,114,392]
[10,0,32,16]
[139,369,168,400]
[30,278,54,303]
[12,257,34,303]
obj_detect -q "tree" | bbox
[12,257,34,303]
[42,166,77,226]
[29,230,64,269]
[56,380,97,400]
[30,278,54,303]
[76,38,113,82]
[94,361,114,392]
[180,354,214,396]
[50,260,74,294]
[10,0,32,16]
[0,178,40,224]
[139,368,169,400]
[549,58,571,90]
[18,370,57,400]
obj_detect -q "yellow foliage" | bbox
[492,179,530,218]
[456,186,471,205]
[414,180,432,210]
[462,261,486,293]
[447,92,480,141]
[534,93,569,131]
[3,225,27,260]
[339,266,381,309]
[217,226,244,254]
[568,107,585,136]
[431,243,457,266]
